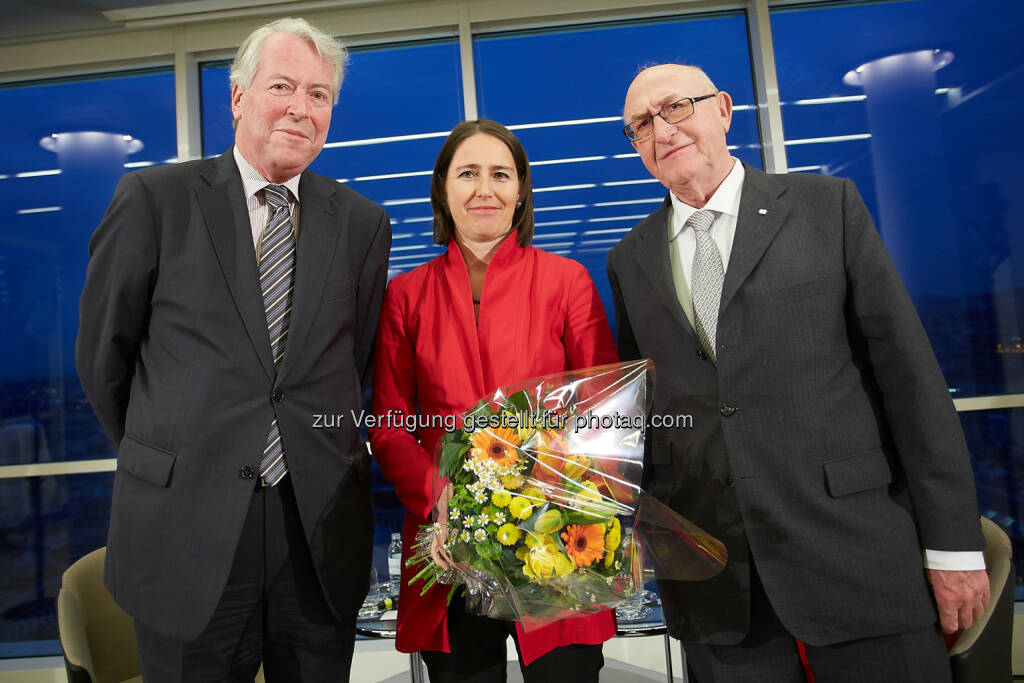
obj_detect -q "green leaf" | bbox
[506,390,532,414]
[563,511,612,526]
[440,434,467,479]
[477,541,503,561]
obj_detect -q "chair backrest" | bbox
[58,546,141,683]
[948,516,1015,683]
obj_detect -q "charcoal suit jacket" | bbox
[606,163,983,646]
[76,149,390,640]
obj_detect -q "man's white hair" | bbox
[230,17,348,104]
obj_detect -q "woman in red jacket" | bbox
[369,119,618,681]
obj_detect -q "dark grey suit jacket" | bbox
[607,164,983,646]
[76,150,391,640]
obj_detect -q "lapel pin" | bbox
[758,208,768,215]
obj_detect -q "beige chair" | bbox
[58,547,141,683]
[948,516,1015,683]
[58,546,268,682]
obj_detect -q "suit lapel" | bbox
[196,151,275,379]
[276,171,339,383]
[631,197,696,339]
[720,165,791,315]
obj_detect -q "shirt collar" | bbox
[233,145,302,203]
[668,158,744,240]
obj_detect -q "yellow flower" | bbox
[501,474,524,490]
[470,427,521,468]
[497,523,522,546]
[533,509,564,534]
[508,497,534,520]
[605,518,622,552]
[521,486,546,502]
[521,534,574,580]
[560,524,606,567]
[562,453,592,479]
[491,491,512,507]
[577,481,601,502]
[573,481,618,518]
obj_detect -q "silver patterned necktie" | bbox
[259,184,295,486]
[689,209,723,361]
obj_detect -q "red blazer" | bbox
[370,236,619,663]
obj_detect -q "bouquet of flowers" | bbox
[406,359,726,623]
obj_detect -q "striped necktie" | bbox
[258,184,295,486]
[689,209,723,362]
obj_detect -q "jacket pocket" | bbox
[323,279,354,302]
[823,450,891,497]
[118,434,176,487]
[769,270,839,303]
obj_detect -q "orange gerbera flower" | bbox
[470,427,521,468]
[560,524,606,567]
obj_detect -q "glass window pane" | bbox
[0,70,177,468]
[772,0,1024,397]
[959,407,1024,596]
[472,14,760,334]
[0,472,113,656]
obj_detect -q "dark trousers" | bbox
[420,593,604,683]
[135,478,357,683]
[683,563,951,683]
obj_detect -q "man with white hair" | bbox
[607,63,989,681]
[77,17,390,681]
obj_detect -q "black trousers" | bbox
[420,593,604,683]
[135,478,357,683]
[683,562,951,683]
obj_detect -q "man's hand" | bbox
[926,569,991,633]
[430,483,455,571]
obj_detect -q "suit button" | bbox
[696,349,708,361]
[272,390,285,403]
[239,465,255,480]
[720,404,736,417]
[726,476,736,488]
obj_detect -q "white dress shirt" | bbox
[233,146,302,256]
[668,157,744,288]
[664,157,984,572]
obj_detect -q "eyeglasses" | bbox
[622,94,717,142]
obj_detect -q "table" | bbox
[356,612,426,683]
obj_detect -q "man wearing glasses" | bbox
[607,63,989,681]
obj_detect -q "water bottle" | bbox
[387,532,402,596]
